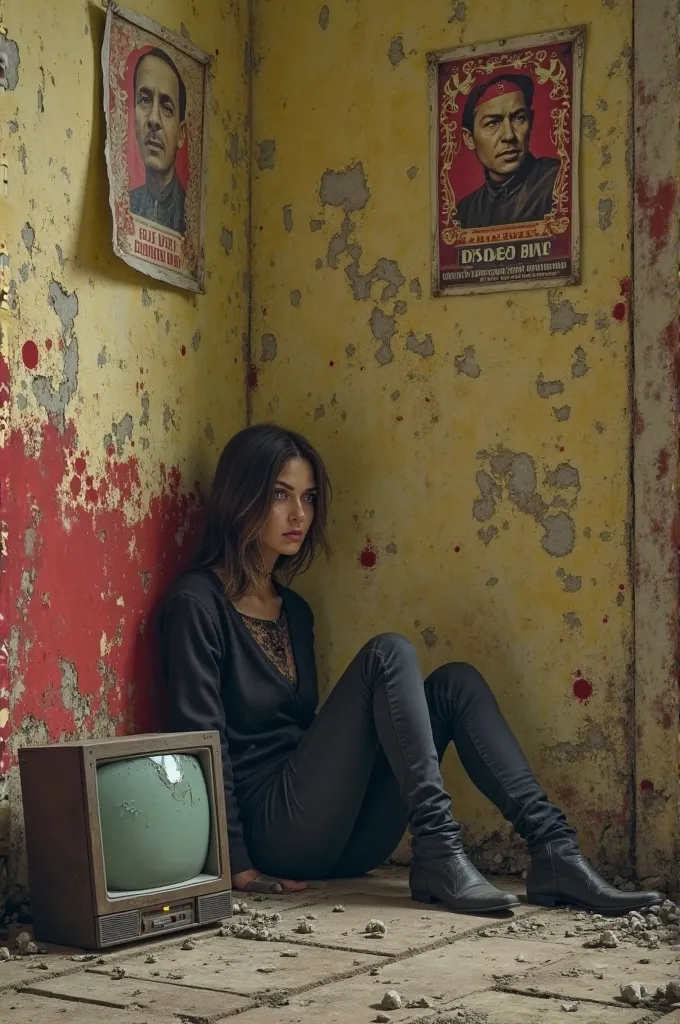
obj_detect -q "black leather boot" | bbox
[527,838,664,914]
[411,851,520,914]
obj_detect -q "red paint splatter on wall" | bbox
[636,177,678,261]
[619,277,632,297]
[45,338,53,352]
[21,340,39,370]
[0,416,203,775]
[247,365,260,390]
[612,302,627,322]
[359,539,378,569]
[572,676,593,702]
[640,778,654,793]
[657,448,670,479]
[180,345,186,357]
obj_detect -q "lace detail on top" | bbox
[239,610,297,684]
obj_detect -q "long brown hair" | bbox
[194,424,331,598]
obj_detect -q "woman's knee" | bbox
[364,632,416,659]
[425,660,489,700]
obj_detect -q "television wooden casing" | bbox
[19,731,232,949]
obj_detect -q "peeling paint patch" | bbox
[112,413,134,455]
[536,375,564,399]
[598,197,613,231]
[394,300,407,315]
[571,346,589,378]
[406,331,434,358]
[545,463,580,490]
[21,223,35,255]
[388,36,406,66]
[454,345,480,378]
[319,5,330,29]
[290,289,301,307]
[583,114,599,141]
[557,569,582,593]
[473,471,502,522]
[261,333,277,362]
[406,166,418,180]
[553,405,571,421]
[0,36,21,91]
[346,256,405,301]
[478,525,499,546]
[421,628,438,648]
[369,308,396,365]
[220,228,233,255]
[563,612,582,629]
[486,577,499,587]
[8,120,18,134]
[18,143,28,175]
[548,293,588,334]
[140,392,150,427]
[141,288,152,307]
[310,218,325,232]
[313,405,325,420]
[32,280,79,431]
[386,542,398,555]
[19,263,29,283]
[449,0,467,22]
[257,139,276,171]
[409,278,422,300]
[283,205,293,233]
[55,244,66,269]
[320,162,370,213]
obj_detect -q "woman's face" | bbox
[260,457,316,564]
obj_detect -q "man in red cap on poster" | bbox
[457,73,560,230]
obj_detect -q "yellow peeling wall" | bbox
[0,0,248,887]
[251,0,635,872]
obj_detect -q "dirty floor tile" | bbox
[1,991,179,1023]
[25,971,250,1019]
[447,989,655,1022]
[89,936,385,996]
[507,945,679,1005]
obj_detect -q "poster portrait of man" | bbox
[429,28,584,296]
[103,5,211,292]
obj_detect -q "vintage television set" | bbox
[19,731,232,949]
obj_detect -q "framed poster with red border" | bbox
[429,27,585,297]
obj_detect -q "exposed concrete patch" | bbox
[141,288,152,307]
[536,374,564,398]
[346,256,405,301]
[0,36,21,91]
[386,542,398,555]
[33,280,79,432]
[548,293,588,334]
[449,0,468,22]
[598,197,614,231]
[583,114,599,141]
[454,345,480,378]
[18,142,28,174]
[226,132,240,165]
[191,330,201,352]
[290,290,301,307]
[163,403,177,431]
[553,405,571,421]
[37,86,44,114]
[346,343,356,357]
[388,36,406,66]
[327,215,357,269]
[111,413,134,455]
[473,471,502,522]
[394,300,407,315]
[406,166,419,180]
[421,628,438,648]
[257,139,276,171]
[563,612,582,630]
[409,278,422,299]
[572,346,589,378]
[277,205,292,235]
[97,346,108,367]
[19,264,29,283]
[486,577,499,587]
[220,228,234,255]
[557,569,582,593]
[545,463,581,490]
[54,244,65,270]
[369,308,396,365]
[8,119,18,133]
[21,223,35,255]
[310,218,325,231]
[320,162,370,213]
[140,391,150,427]
[542,513,576,557]
[319,5,330,29]
[478,525,499,546]
[261,333,277,362]
[405,331,434,358]
[313,405,325,420]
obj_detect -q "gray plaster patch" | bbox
[563,612,582,630]
[600,530,613,542]
[598,197,613,231]
[409,278,422,299]
[394,300,407,315]
[310,218,325,232]
[553,405,571,421]
[346,255,405,302]
[386,542,398,555]
[600,145,612,167]
[315,258,323,270]
[140,391,150,427]
[536,374,564,398]
[227,132,240,165]
[541,512,576,557]
[8,120,18,133]
[595,313,609,330]
[19,264,29,283]
[391,390,400,401]
[346,343,356,357]
[558,570,582,593]
[37,86,44,114]
[548,293,588,334]
[617,592,625,606]
[97,346,108,367]
[454,345,480,377]
[406,331,434,358]
[290,289,301,307]
[319,5,330,29]
[112,413,133,454]
[487,577,499,587]
[191,330,201,352]
[572,346,589,378]
[545,463,581,490]
[421,628,438,648]
[369,308,396,365]
[163,403,176,431]
[0,36,21,91]
[388,36,406,66]
[449,0,467,21]
[60,658,90,731]
[473,471,502,522]
[478,525,499,546]
[283,205,293,232]
[257,139,276,171]
[583,114,599,141]
[16,393,27,411]
[320,162,370,213]
[55,244,65,269]
[33,280,79,432]
[406,166,418,180]
[261,333,277,362]
[314,405,325,420]
[141,288,152,307]
[220,228,233,255]
[205,422,215,445]
[21,223,35,255]
[18,143,27,174]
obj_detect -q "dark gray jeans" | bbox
[245,633,572,880]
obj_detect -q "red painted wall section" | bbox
[0,372,203,773]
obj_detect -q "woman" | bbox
[159,424,662,915]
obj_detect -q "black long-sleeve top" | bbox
[158,567,318,874]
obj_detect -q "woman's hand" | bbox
[232,868,307,894]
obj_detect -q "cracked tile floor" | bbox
[2,869,679,1023]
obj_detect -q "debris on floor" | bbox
[365,918,387,937]
[380,988,402,1009]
